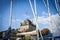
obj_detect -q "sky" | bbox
[0,0,60,36]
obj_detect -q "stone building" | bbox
[18,19,36,32]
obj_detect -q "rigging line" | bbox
[9,0,12,27]
[43,0,47,8]
[56,0,60,12]
[29,0,43,40]
[43,0,58,32]
[47,0,60,35]
[34,0,43,40]
[55,0,58,12]
[34,0,37,16]
[34,0,36,15]
[29,0,36,18]
[55,0,60,16]
[57,0,60,16]
[47,0,54,40]
[50,0,60,16]
[47,0,59,30]
[34,0,44,40]
[46,0,52,31]
[29,0,39,40]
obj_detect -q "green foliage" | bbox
[25,35,31,40]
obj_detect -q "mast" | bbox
[9,0,12,28]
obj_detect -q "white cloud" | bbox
[32,16,50,24]
[12,19,20,22]
[42,11,49,17]
[23,14,30,19]
[38,16,49,24]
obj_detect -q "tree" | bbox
[39,28,51,36]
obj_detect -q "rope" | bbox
[49,0,60,16]
[46,0,54,40]
[34,0,44,40]
[55,0,58,13]
[55,0,60,16]
[43,0,47,8]
[29,0,36,18]
[29,0,43,40]
[34,0,40,40]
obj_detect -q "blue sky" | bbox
[0,0,60,36]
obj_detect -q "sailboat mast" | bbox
[9,0,12,27]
